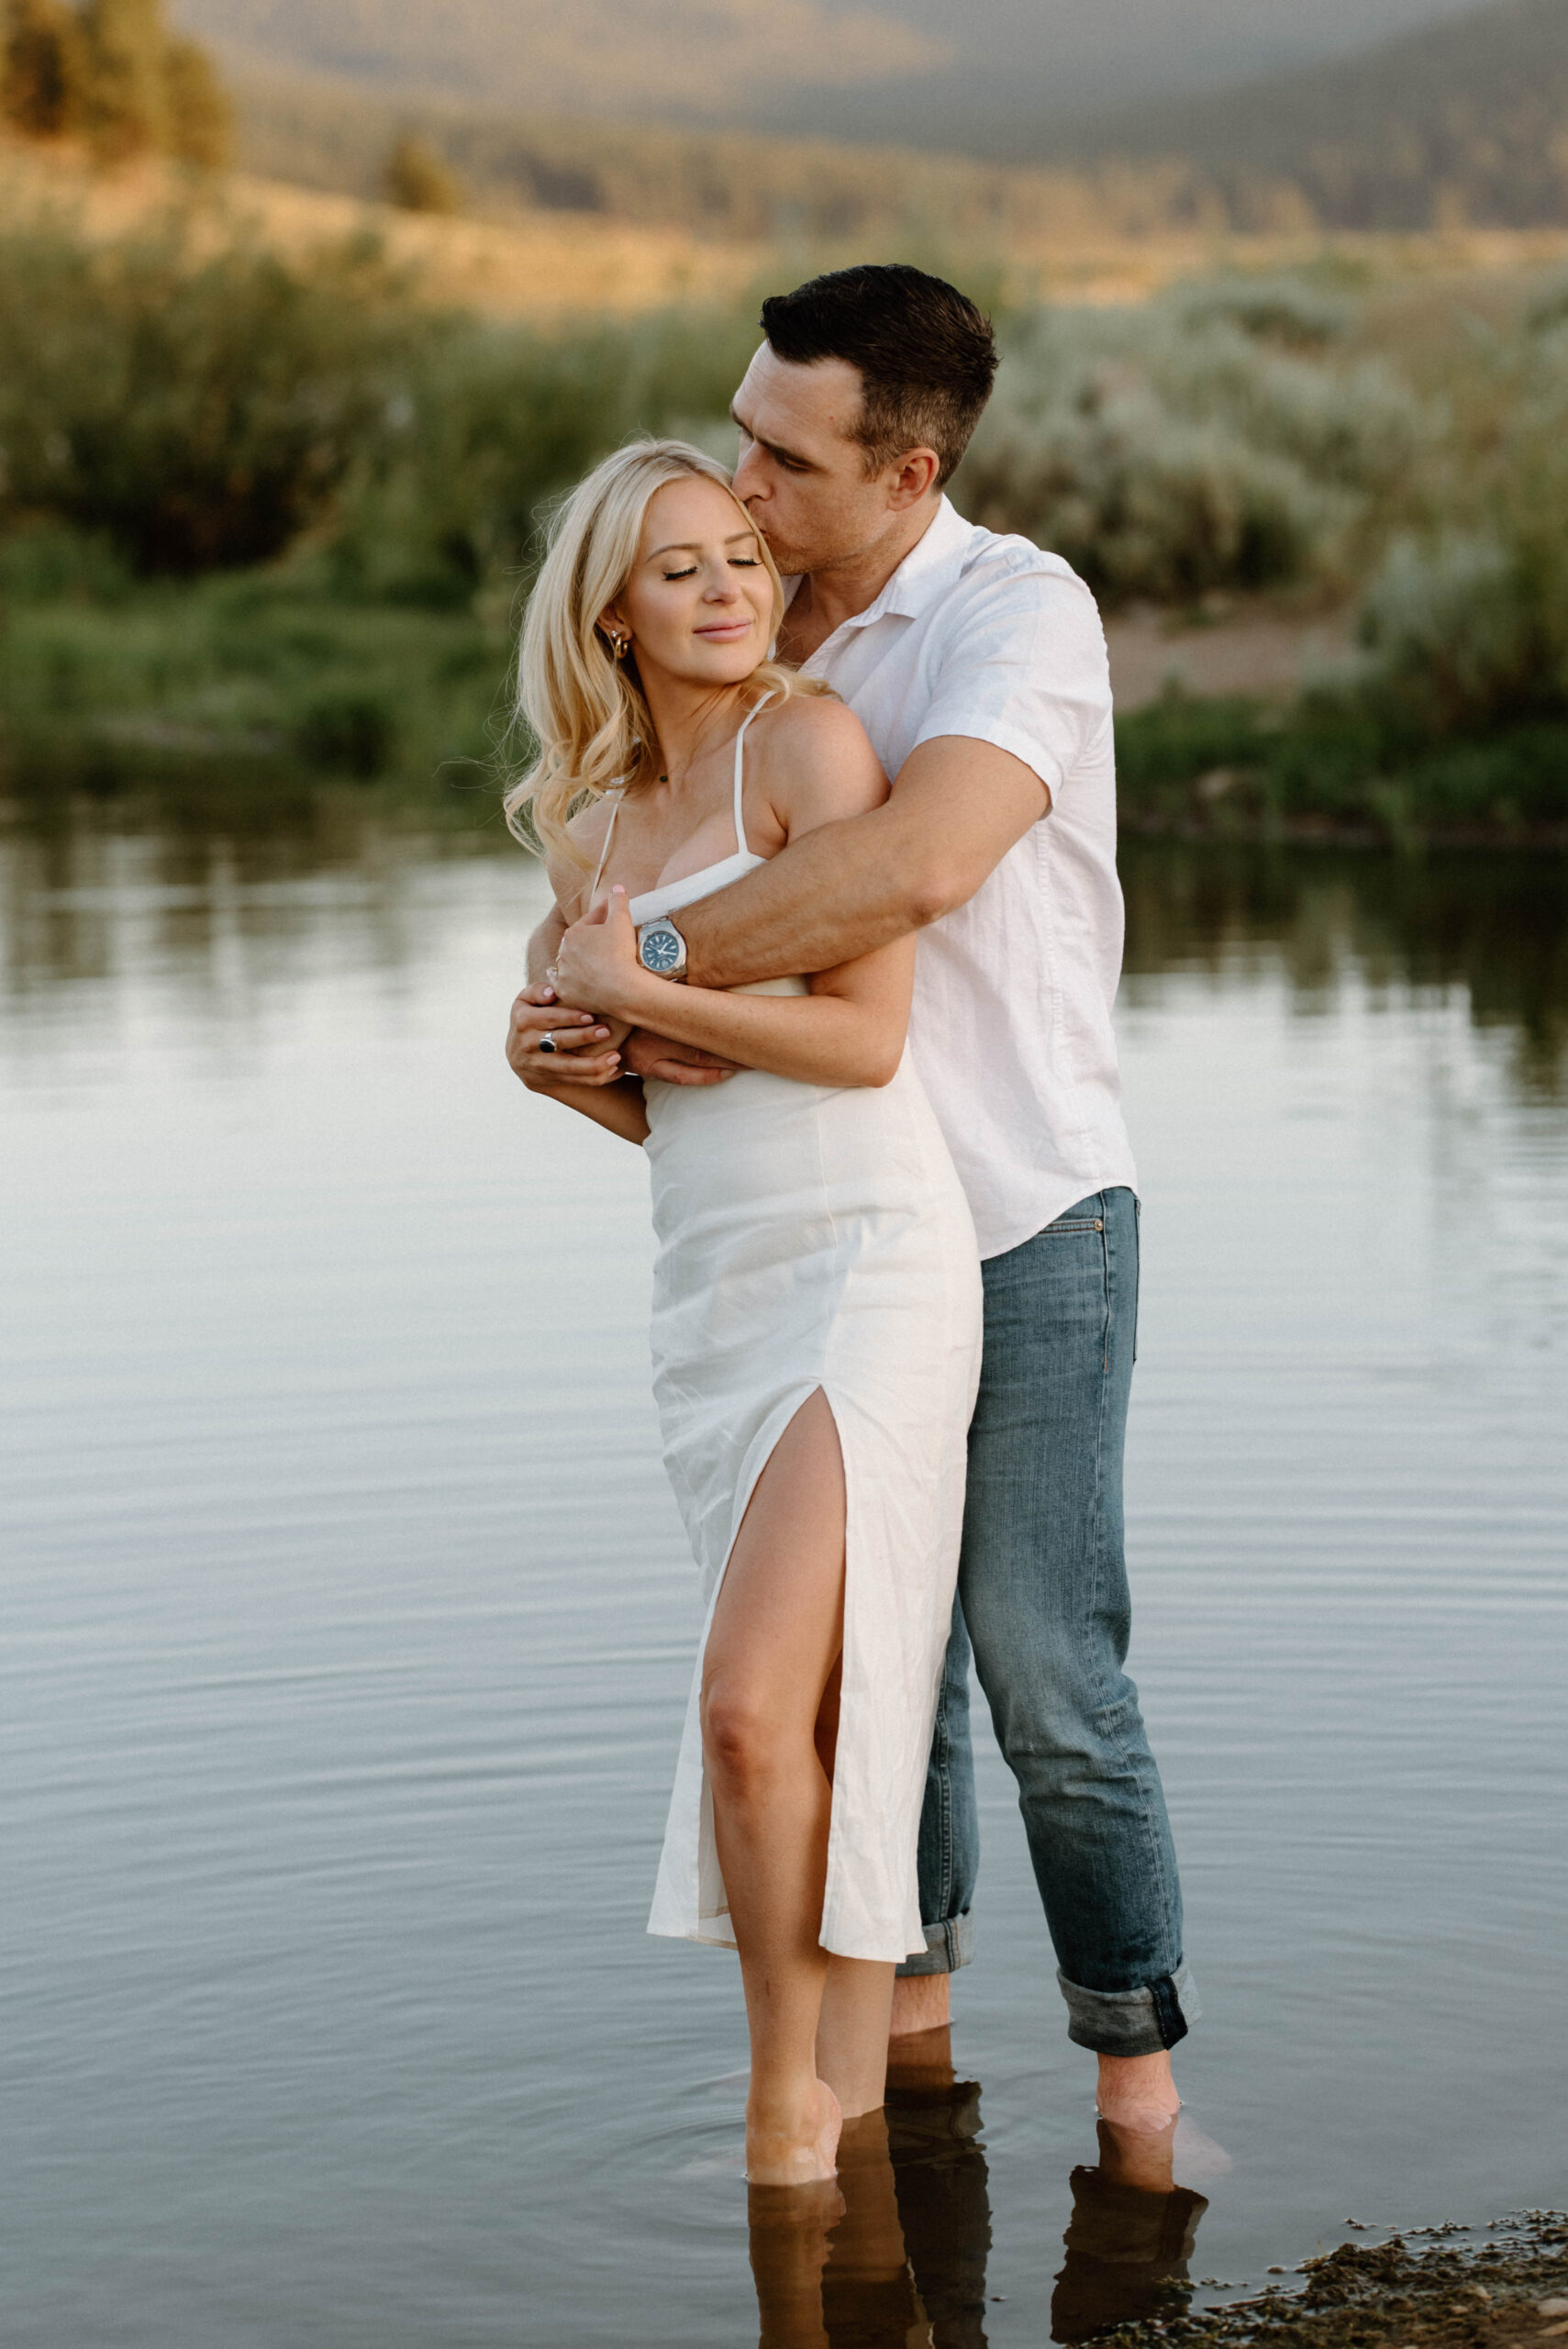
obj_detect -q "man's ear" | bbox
[886,448,942,509]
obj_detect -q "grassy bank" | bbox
[0,554,503,791]
[2,214,1567,841]
[1116,689,1568,845]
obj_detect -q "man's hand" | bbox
[506,980,627,1089]
[622,1030,743,1086]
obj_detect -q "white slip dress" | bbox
[593,698,984,1965]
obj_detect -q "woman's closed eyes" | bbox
[662,556,762,580]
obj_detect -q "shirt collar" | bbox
[784,495,976,635]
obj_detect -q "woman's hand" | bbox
[506,978,626,1089]
[552,887,660,1028]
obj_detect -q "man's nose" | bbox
[733,443,765,501]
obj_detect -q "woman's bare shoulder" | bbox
[750,691,887,824]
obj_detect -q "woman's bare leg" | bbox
[703,1390,848,2186]
[805,1659,895,2118]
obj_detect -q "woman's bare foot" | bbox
[746,2080,843,2187]
[747,2176,844,2349]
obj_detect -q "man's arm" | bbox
[673,736,1050,992]
[510,901,740,1089]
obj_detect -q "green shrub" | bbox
[955,292,1434,605]
[1354,320,1568,731]
[325,303,758,604]
[295,687,396,775]
[0,218,433,572]
[384,130,463,216]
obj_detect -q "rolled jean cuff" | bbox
[1057,1962,1201,2055]
[895,1910,975,1977]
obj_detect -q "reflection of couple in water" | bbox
[750,2036,1210,2348]
[506,262,1209,2329]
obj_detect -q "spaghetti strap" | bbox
[731,692,776,859]
[586,787,626,904]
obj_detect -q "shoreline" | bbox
[1112,2214,1568,2349]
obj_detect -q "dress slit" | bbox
[674,1379,854,1949]
[584,690,982,1966]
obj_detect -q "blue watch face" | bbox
[640,925,683,974]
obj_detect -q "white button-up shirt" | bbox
[796,495,1137,1259]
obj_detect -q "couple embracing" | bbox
[506,264,1198,2188]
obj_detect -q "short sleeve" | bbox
[911,561,1111,802]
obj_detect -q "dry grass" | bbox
[6,132,1568,320]
[0,138,769,316]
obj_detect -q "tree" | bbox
[384,130,463,216]
[1,0,86,137]
[162,34,228,169]
[1,0,228,165]
[77,0,166,156]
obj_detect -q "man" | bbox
[509,264,1197,2131]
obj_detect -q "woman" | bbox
[507,440,981,2188]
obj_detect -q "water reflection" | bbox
[0,775,499,1009]
[1052,2126,1209,2345]
[4,786,1564,1106]
[747,2042,1215,2347]
[3,777,1565,2346]
[886,2036,994,2348]
[749,2033,995,2349]
[1120,838,1568,1097]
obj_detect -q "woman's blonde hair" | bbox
[503,438,825,867]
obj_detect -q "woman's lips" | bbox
[695,618,752,639]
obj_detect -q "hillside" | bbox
[183,0,1568,235]
[0,135,768,315]
[1051,0,1568,229]
[168,0,943,122]
[225,63,1251,250]
[171,0,1490,155]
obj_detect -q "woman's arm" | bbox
[521,1057,651,1144]
[508,869,649,1143]
[550,697,916,1089]
[553,888,912,1089]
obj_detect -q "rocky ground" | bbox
[1110,2213,1568,2349]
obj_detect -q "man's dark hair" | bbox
[760,263,997,489]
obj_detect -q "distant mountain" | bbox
[173,0,1494,153]
[194,0,1568,238]
[1043,0,1568,229]
[169,0,946,121]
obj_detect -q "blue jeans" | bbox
[899,1189,1198,2057]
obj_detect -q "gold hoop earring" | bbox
[607,629,629,660]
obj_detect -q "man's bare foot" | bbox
[1095,2048,1180,2132]
[884,2022,953,2096]
[1095,2110,1177,2194]
[746,2081,843,2188]
[888,1973,950,2038]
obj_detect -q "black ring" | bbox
[538,1034,557,1054]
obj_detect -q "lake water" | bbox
[3,789,1565,2349]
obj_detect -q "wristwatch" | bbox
[637,916,689,981]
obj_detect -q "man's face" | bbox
[730,343,901,577]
